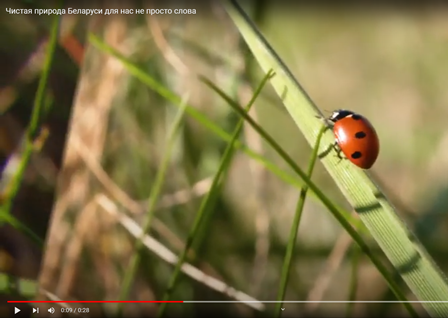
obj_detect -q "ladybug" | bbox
[327,109,379,169]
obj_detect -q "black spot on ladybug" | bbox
[355,131,366,139]
[351,151,362,159]
[351,114,362,120]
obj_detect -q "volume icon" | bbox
[48,307,55,314]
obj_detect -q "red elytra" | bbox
[328,110,380,169]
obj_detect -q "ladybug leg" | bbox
[332,141,345,163]
[318,140,341,159]
[334,142,342,159]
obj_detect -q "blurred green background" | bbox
[1,1,448,317]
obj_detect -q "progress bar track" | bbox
[183,300,448,304]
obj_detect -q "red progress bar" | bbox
[7,301,183,303]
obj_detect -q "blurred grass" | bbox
[157,70,275,318]
[0,274,37,299]
[0,2,63,302]
[2,3,448,318]
[116,94,189,317]
[0,2,62,246]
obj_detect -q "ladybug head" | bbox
[329,109,356,123]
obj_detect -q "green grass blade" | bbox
[0,2,62,248]
[346,244,361,318]
[157,70,274,317]
[1,213,44,247]
[275,124,327,317]
[115,96,189,317]
[201,75,417,317]
[224,1,448,316]
[1,1,62,216]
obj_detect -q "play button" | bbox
[14,307,20,314]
